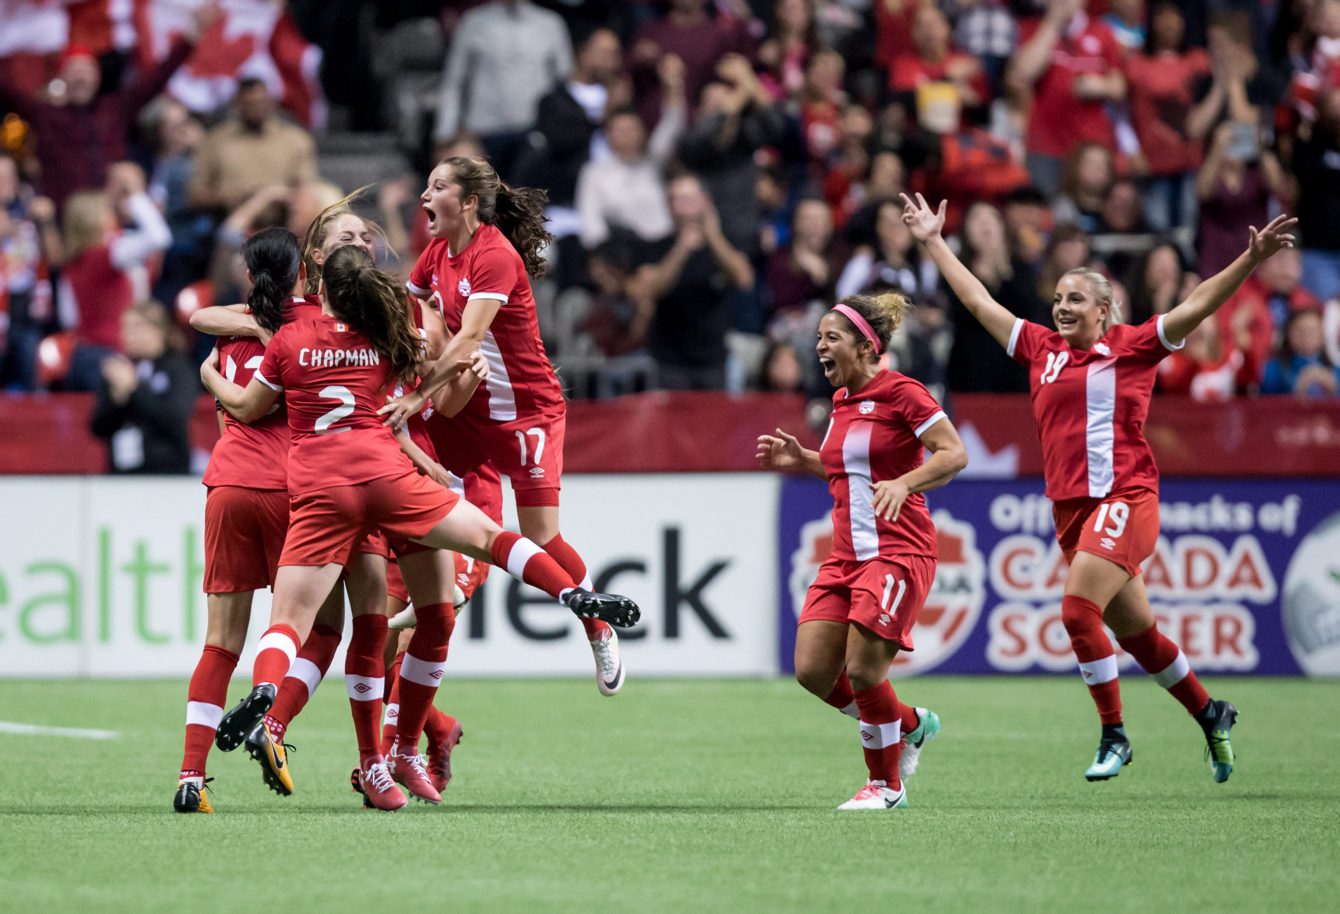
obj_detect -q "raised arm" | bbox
[901,193,1017,348]
[1162,214,1297,345]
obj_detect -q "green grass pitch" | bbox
[1,676,1337,913]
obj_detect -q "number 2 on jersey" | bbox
[1092,501,1128,537]
[1040,350,1069,384]
[314,385,355,434]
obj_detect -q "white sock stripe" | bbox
[346,675,384,701]
[579,574,594,590]
[858,719,902,750]
[840,701,860,720]
[399,652,447,688]
[185,701,223,729]
[1078,655,1120,685]
[286,658,324,698]
[1153,650,1191,688]
[257,630,299,665]
[381,703,399,728]
[505,537,544,580]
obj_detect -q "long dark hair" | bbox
[320,245,422,384]
[446,155,552,278]
[242,227,301,335]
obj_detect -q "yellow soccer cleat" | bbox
[244,722,295,796]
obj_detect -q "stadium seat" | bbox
[35,330,77,388]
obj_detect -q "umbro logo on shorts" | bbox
[1100,537,1116,550]
[529,466,545,478]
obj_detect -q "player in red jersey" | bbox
[758,293,968,810]
[201,245,639,810]
[904,192,1297,783]
[380,156,628,697]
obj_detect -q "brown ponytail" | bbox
[320,245,422,384]
[445,155,553,278]
[835,292,912,358]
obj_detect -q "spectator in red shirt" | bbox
[1157,305,1257,400]
[1223,249,1322,365]
[798,50,848,165]
[874,0,928,71]
[0,5,214,210]
[1008,0,1127,197]
[756,0,818,101]
[1125,1,1211,231]
[889,3,989,128]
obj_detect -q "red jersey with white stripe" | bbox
[255,314,413,495]
[203,297,323,490]
[407,224,564,422]
[820,370,945,562]
[1007,314,1183,501]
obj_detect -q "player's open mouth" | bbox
[819,357,836,376]
[1056,316,1077,331]
[423,204,437,228]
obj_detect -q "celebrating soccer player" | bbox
[903,191,1296,782]
[380,157,628,697]
[757,292,967,810]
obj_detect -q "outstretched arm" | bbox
[757,428,826,480]
[190,304,268,342]
[1162,214,1297,346]
[901,193,1018,349]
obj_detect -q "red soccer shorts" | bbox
[798,554,936,651]
[443,411,565,508]
[203,486,289,594]
[279,471,459,568]
[1052,488,1160,577]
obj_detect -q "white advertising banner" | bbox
[0,475,779,678]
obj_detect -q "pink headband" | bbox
[832,304,882,354]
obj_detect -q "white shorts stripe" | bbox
[504,537,543,580]
[382,702,399,728]
[256,630,299,666]
[859,719,902,750]
[1006,317,1024,357]
[1078,655,1119,685]
[914,410,947,439]
[842,423,879,561]
[1153,650,1191,688]
[185,701,223,730]
[285,658,323,698]
[400,653,447,689]
[346,675,384,701]
[1084,358,1117,498]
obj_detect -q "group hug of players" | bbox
[175,153,1295,813]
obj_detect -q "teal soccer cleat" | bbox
[1085,733,1133,781]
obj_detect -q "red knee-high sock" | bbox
[381,651,405,756]
[853,681,904,790]
[490,532,577,600]
[180,644,239,778]
[1061,595,1123,725]
[1118,624,1211,716]
[543,534,609,639]
[395,603,454,752]
[823,671,859,719]
[267,623,341,738]
[252,624,301,689]
[345,614,388,764]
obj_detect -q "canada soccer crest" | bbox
[458,277,471,297]
[788,509,986,676]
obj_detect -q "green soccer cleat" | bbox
[1201,699,1238,783]
[1085,735,1133,781]
[899,707,941,781]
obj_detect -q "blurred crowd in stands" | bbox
[3,0,1340,462]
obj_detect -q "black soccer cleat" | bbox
[563,588,640,628]
[173,778,214,814]
[244,722,295,796]
[214,683,277,753]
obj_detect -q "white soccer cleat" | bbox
[387,604,417,631]
[837,780,907,810]
[898,707,941,781]
[591,628,625,696]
